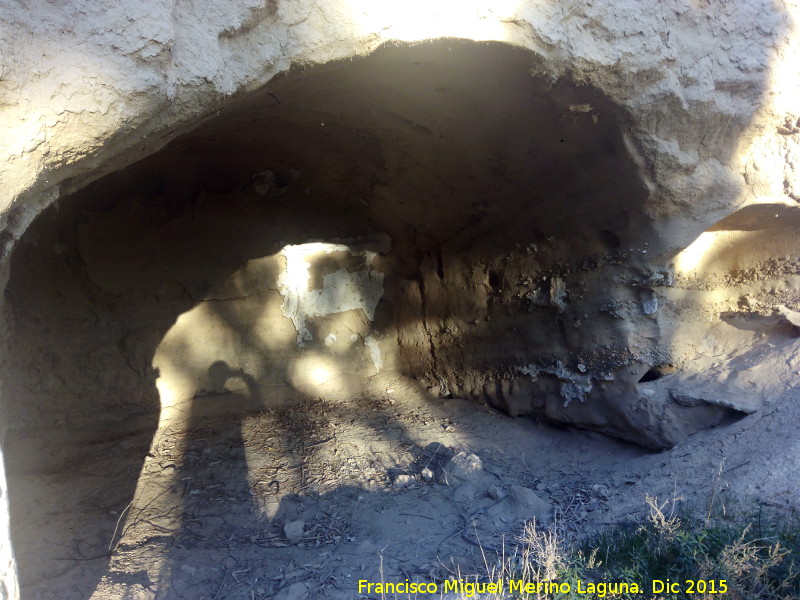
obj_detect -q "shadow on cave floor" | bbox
[147,362,265,600]
[6,373,657,600]
[8,373,800,600]
[3,417,157,599]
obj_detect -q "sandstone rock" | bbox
[393,474,414,489]
[284,520,305,541]
[777,305,800,331]
[489,485,552,525]
[444,452,483,483]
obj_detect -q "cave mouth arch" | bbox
[2,39,663,598]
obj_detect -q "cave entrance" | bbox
[1,40,654,599]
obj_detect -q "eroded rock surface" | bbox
[2,3,800,597]
[2,28,800,447]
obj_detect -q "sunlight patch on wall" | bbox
[344,0,520,42]
[673,201,800,278]
[278,242,387,346]
[672,230,719,276]
[289,353,352,399]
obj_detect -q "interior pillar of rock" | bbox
[0,447,17,600]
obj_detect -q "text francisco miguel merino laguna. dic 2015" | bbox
[357,578,729,597]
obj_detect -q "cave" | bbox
[2,38,799,600]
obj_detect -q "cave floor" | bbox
[6,374,799,600]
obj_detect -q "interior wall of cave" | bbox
[1,1,800,597]
[6,40,797,462]
[2,43,660,459]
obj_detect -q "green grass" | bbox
[494,495,800,600]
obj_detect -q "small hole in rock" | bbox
[599,229,621,250]
[488,270,502,291]
[638,365,675,383]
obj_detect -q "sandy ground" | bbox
[4,370,798,600]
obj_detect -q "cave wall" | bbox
[2,0,799,256]
[4,39,798,448]
[3,43,642,423]
[2,2,800,598]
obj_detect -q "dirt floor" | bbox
[4,370,797,600]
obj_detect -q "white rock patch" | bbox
[364,334,383,372]
[278,243,385,346]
